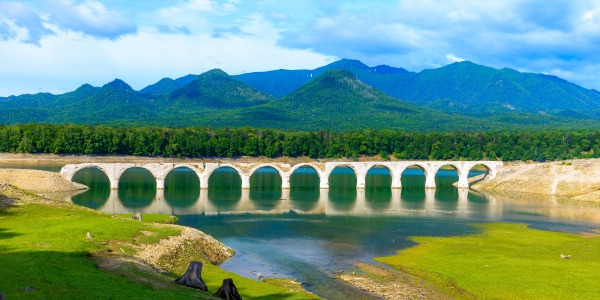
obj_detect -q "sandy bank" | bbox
[473,158,600,202]
[0,169,86,193]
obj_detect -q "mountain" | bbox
[139,74,199,96]
[239,69,495,131]
[234,59,600,119]
[3,62,600,131]
[165,69,273,108]
[393,61,600,117]
[47,79,156,123]
[235,59,408,98]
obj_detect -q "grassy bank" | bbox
[0,186,318,299]
[376,223,600,299]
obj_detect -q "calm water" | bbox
[7,163,600,299]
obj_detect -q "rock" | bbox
[213,278,242,300]
[175,261,208,291]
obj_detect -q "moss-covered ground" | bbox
[0,187,318,299]
[377,223,600,299]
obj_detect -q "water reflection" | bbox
[165,167,200,208]
[118,167,156,208]
[61,167,600,227]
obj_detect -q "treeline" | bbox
[1,123,599,161]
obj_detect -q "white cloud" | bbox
[446,54,465,63]
[46,0,136,39]
[0,25,335,96]
[0,1,53,44]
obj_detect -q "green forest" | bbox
[1,123,599,162]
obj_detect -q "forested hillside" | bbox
[2,123,598,162]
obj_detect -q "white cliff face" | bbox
[60,161,503,190]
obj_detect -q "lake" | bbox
[7,164,600,299]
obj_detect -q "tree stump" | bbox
[175,261,208,291]
[213,278,242,300]
[131,212,142,221]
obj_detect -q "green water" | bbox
[18,164,600,299]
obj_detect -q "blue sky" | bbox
[1,0,600,96]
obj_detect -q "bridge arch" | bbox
[249,164,287,189]
[327,165,358,189]
[163,166,201,208]
[118,167,156,209]
[464,163,492,188]
[165,164,203,180]
[206,165,245,189]
[365,165,393,188]
[290,163,326,188]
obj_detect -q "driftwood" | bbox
[131,212,143,221]
[175,261,208,291]
[213,278,242,300]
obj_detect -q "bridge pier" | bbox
[391,173,402,189]
[320,177,329,189]
[241,175,251,189]
[456,172,470,189]
[156,178,165,190]
[282,174,291,189]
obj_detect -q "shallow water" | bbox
[6,163,600,299]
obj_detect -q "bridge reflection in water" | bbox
[68,187,502,216]
[62,165,600,226]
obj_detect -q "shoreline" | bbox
[0,179,320,299]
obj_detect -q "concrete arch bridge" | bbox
[60,161,503,190]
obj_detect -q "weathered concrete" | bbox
[60,161,503,190]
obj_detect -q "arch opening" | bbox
[401,165,426,202]
[290,166,320,208]
[329,166,357,189]
[71,167,110,209]
[467,164,491,187]
[434,165,459,202]
[328,166,357,211]
[208,167,241,208]
[164,167,200,208]
[365,166,392,205]
[118,167,156,209]
[250,166,282,208]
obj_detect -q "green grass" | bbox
[0,190,318,299]
[376,223,600,299]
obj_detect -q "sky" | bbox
[2,0,600,96]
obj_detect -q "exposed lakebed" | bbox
[5,163,600,299]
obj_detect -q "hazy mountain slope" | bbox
[234,59,600,119]
[235,59,409,98]
[236,69,494,131]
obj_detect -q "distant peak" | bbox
[201,69,230,77]
[372,64,408,74]
[75,83,96,91]
[104,78,133,90]
[327,59,369,69]
[320,68,357,80]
